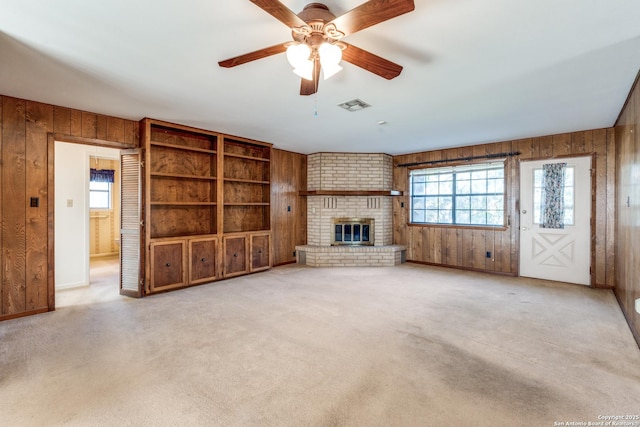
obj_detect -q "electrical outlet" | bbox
[66,199,73,207]
[30,197,39,207]
[486,251,492,258]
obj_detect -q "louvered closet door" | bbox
[120,149,144,297]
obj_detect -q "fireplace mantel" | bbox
[299,190,402,196]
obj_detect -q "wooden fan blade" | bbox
[328,0,415,37]
[300,59,321,96]
[341,43,403,80]
[218,43,287,68]
[250,0,307,28]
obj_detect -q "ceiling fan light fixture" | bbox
[318,42,342,80]
[321,62,342,80]
[293,60,314,80]
[286,43,311,68]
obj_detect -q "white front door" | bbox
[519,157,591,285]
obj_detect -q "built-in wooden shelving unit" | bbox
[139,118,272,295]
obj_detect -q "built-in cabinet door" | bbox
[149,240,186,292]
[223,235,248,277]
[250,233,271,272]
[189,237,217,284]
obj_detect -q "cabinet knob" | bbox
[165,263,171,267]
[233,253,238,257]
[201,257,206,262]
[258,250,262,254]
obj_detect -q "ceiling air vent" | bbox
[337,98,371,112]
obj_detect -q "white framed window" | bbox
[410,161,505,226]
[89,181,111,209]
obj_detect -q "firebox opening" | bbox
[332,218,374,246]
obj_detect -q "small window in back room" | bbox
[89,168,114,209]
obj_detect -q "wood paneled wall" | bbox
[393,128,616,287]
[0,95,138,321]
[614,72,640,345]
[271,149,307,266]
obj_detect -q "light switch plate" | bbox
[66,199,73,207]
[635,298,640,314]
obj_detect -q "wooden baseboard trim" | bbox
[406,260,517,277]
[120,289,142,298]
[593,284,614,290]
[0,307,51,322]
[273,261,297,267]
[613,289,640,349]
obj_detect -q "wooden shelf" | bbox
[224,178,269,185]
[299,190,403,196]
[151,172,216,181]
[151,141,216,154]
[140,119,272,294]
[151,202,217,206]
[223,152,270,162]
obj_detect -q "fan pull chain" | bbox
[314,92,318,117]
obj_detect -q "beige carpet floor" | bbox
[1,263,639,427]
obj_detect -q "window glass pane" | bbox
[439,197,452,210]
[440,173,453,182]
[471,170,487,180]
[90,181,109,191]
[487,195,503,210]
[487,211,504,226]
[456,196,470,210]
[456,179,471,194]
[532,165,574,225]
[410,162,505,226]
[425,210,438,223]
[90,192,109,209]
[353,224,361,241]
[470,196,486,209]
[426,182,439,195]
[438,210,452,223]
[439,181,453,194]
[487,169,504,179]
[471,210,486,224]
[425,197,438,209]
[412,183,425,195]
[89,180,111,209]
[457,211,471,224]
[413,210,426,223]
[471,179,486,193]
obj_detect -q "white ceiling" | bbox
[1,0,639,155]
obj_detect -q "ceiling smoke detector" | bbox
[337,98,371,112]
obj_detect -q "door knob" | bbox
[165,263,171,267]
[521,210,527,214]
[521,226,528,231]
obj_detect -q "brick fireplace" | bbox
[296,153,406,267]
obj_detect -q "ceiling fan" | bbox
[218,0,415,95]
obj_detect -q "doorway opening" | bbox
[54,142,123,307]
